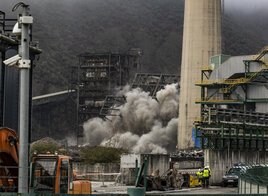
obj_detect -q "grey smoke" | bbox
[156,83,179,120]
[119,88,159,134]
[101,132,139,151]
[132,118,178,153]
[83,118,113,146]
[83,83,179,153]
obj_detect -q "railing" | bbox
[201,65,214,71]
[78,172,121,182]
[220,68,268,93]
[197,107,268,126]
[196,97,242,103]
[196,78,249,86]
[239,165,268,194]
[253,45,268,61]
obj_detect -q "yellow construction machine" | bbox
[0,127,92,194]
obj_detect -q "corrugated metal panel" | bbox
[249,61,262,72]
[232,86,245,100]
[207,88,222,98]
[256,103,268,113]
[248,85,268,99]
[4,66,19,131]
[210,55,252,80]
[120,154,140,169]
[120,153,170,175]
[2,49,33,133]
[264,54,268,62]
[140,154,170,175]
[210,54,231,69]
[3,50,19,131]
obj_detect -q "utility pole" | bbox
[13,2,33,193]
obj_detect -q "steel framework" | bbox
[0,11,17,126]
[72,50,141,136]
[0,11,41,130]
[195,47,268,150]
[99,73,179,117]
[131,73,179,97]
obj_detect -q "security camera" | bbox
[3,54,22,66]
[12,22,21,35]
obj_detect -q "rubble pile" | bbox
[170,150,204,159]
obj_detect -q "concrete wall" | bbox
[140,154,170,176]
[120,154,170,185]
[239,179,268,194]
[120,168,137,185]
[204,149,268,184]
[32,97,77,141]
[210,55,252,80]
[178,0,222,149]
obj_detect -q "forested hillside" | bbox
[1,0,268,95]
[30,0,184,95]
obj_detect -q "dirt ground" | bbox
[92,181,238,195]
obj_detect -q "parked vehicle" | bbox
[222,166,243,187]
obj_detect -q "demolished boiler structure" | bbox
[72,50,141,137]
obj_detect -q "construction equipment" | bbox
[0,127,92,194]
[29,153,91,194]
[0,127,19,192]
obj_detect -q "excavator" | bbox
[0,127,92,194]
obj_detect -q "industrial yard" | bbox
[91,182,237,195]
[1,0,268,195]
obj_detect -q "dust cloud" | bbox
[83,83,179,154]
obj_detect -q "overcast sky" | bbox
[2,0,268,11]
[225,0,268,12]
[1,0,268,18]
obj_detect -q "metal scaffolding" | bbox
[72,49,142,136]
[99,73,179,118]
[99,95,126,119]
[195,47,268,150]
[0,11,17,126]
[131,73,179,97]
[0,11,41,130]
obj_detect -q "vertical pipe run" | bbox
[18,5,31,193]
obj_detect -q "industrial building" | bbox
[177,0,268,185]
[195,47,268,183]
[31,90,76,140]
[0,11,19,129]
[72,50,142,136]
[0,11,41,132]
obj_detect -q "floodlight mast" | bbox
[12,2,33,193]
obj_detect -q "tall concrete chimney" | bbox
[178,0,221,149]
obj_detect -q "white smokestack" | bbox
[178,0,222,149]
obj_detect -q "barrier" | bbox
[239,165,268,194]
